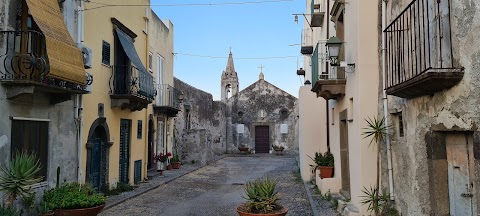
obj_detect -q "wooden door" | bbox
[340,110,350,199]
[255,126,270,153]
[147,119,154,170]
[446,133,477,216]
[88,138,102,191]
[119,119,131,184]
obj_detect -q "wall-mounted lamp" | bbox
[325,36,343,66]
[297,68,305,76]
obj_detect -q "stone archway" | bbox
[86,117,113,191]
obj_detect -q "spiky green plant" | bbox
[361,116,391,216]
[0,152,43,206]
[242,177,281,214]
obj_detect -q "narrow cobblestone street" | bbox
[100,155,319,216]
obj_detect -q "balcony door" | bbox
[156,55,164,104]
[119,119,131,184]
[114,32,130,95]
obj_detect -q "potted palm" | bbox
[172,154,181,169]
[43,182,106,216]
[308,152,334,179]
[0,152,43,207]
[236,177,288,216]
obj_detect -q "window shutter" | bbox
[102,41,110,65]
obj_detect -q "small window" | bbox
[137,120,143,139]
[102,41,111,65]
[148,52,153,72]
[280,109,288,118]
[11,120,49,179]
[238,111,244,117]
[258,110,267,118]
[398,113,404,137]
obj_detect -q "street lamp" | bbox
[325,36,343,66]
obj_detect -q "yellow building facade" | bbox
[81,0,153,189]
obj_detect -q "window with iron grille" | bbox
[398,113,404,137]
[11,120,49,179]
[102,41,110,65]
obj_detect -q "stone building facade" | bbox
[381,0,480,215]
[174,52,298,164]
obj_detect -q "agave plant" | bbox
[0,152,43,206]
[243,177,280,214]
[361,116,391,216]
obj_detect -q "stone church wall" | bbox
[174,78,228,165]
[227,79,298,152]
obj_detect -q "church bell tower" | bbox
[221,50,239,102]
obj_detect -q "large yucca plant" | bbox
[361,116,391,216]
[243,177,280,214]
[0,152,43,206]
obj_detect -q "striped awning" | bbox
[25,0,86,85]
[115,28,148,73]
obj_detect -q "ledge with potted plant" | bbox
[171,154,181,169]
[43,182,106,216]
[272,145,285,155]
[308,152,334,179]
[236,177,288,216]
[238,144,250,154]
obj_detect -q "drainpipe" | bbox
[325,0,330,152]
[381,0,394,201]
[76,0,85,183]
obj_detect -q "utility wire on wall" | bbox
[83,0,293,11]
[174,52,298,60]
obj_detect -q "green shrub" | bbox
[43,182,106,210]
[242,177,281,214]
[0,205,19,216]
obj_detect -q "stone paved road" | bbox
[100,155,313,216]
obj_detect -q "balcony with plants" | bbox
[109,65,154,111]
[153,84,183,117]
[384,0,463,98]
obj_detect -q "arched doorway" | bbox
[86,118,111,191]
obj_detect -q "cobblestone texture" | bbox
[100,155,316,216]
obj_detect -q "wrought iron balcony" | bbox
[110,65,154,111]
[301,29,313,55]
[312,69,346,100]
[153,84,183,117]
[0,30,91,100]
[384,0,463,98]
[310,0,325,27]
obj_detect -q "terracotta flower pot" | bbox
[172,162,181,169]
[238,147,249,152]
[319,166,334,179]
[166,164,172,170]
[236,204,288,216]
[54,204,105,216]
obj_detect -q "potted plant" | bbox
[0,152,43,207]
[43,182,106,216]
[238,144,249,153]
[171,154,181,169]
[236,177,288,216]
[156,152,170,174]
[272,145,285,155]
[307,152,334,179]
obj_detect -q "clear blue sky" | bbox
[151,0,305,100]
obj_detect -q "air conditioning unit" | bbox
[80,45,93,69]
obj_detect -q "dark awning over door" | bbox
[115,28,147,73]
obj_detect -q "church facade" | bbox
[174,52,298,164]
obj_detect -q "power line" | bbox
[84,0,293,11]
[174,52,299,60]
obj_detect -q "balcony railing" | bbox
[0,30,90,94]
[110,65,155,102]
[318,69,346,81]
[153,84,182,117]
[310,0,326,27]
[301,29,313,55]
[384,0,463,98]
